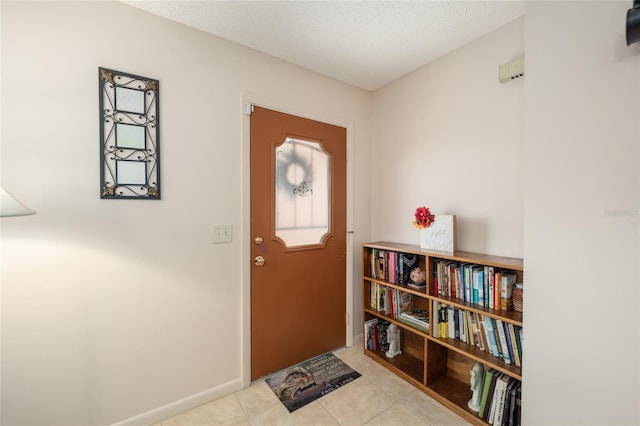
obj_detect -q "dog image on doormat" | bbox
[265,352,361,413]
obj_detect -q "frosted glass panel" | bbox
[275,137,329,247]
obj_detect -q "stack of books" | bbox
[396,308,429,333]
[477,368,521,426]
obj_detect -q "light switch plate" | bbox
[213,224,232,243]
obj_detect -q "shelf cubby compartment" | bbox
[364,325,425,386]
[426,344,492,424]
[429,335,522,380]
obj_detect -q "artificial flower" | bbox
[412,206,435,229]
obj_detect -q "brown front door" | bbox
[250,106,346,381]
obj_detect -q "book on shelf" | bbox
[388,252,396,284]
[376,286,392,316]
[364,318,379,351]
[478,368,498,419]
[516,326,523,361]
[384,287,392,316]
[476,314,489,352]
[500,273,517,311]
[438,304,448,338]
[463,263,472,303]
[487,375,502,424]
[502,378,520,426]
[507,323,521,367]
[370,283,377,311]
[384,251,389,281]
[389,289,395,318]
[469,312,481,350]
[375,285,383,312]
[448,305,456,339]
[447,260,458,297]
[491,318,504,359]
[502,321,515,366]
[483,316,500,358]
[474,265,484,306]
[492,374,514,426]
[434,260,443,296]
[485,372,504,423]
[376,250,385,280]
[431,301,439,338]
[370,248,377,278]
[449,262,458,299]
[512,382,522,426]
[487,266,495,309]
[460,309,469,343]
[482,266,490,309]
[494,270,502,310]
[466,309,475,346]
[454,266,462,300]
[494,319,511,365]
[376,321,391,353]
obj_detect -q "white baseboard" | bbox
[111,378,243,426]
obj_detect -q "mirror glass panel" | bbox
[115,87,145,114]
[117,160,147,185]
[116,123,146,149]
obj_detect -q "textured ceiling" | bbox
[122,0,525,91]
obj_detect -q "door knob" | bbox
[254,255,265,266]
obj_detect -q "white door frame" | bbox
[240,93,355,387]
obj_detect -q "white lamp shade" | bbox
[0,186,36,217]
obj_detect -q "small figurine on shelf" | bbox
[468,362,484,412]
[407,267,426,289]
[410,267,426,284]
[385,324,402,358]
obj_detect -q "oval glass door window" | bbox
[275,137,330,247]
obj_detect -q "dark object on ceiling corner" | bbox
[627,0,640,45]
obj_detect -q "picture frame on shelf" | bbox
[420,214,456,253]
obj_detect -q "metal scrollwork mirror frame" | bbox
[99,67,160,199]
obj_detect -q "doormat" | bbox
[265,352,361,413]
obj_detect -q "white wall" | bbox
[371,17,525,258]
[0,2,371,425]
[524,1,639,424]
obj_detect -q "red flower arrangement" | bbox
[412,206,435,229]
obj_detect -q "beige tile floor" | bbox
[155,345,471,426]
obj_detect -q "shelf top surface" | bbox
[363,241,523,270]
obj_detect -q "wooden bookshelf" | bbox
[362,241,524,425]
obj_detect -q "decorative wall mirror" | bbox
[99,67,160,199]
